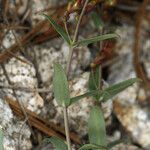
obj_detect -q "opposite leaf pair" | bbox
[41,14,118,47]
[53,63,140,108]
[80,106,127,150]
[52,63,140,149]
[45,106,127,150]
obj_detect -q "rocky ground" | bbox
[0,0,150,150]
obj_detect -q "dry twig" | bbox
[5,97,81,145]
[133,0,150,100]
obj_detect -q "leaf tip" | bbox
[40,13,47,18]
[131,77,142,83]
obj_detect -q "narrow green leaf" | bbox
[70,78,140,105]
[88,106,107,147]
[70,90,100,105]
[79,143,107,150]
[89,67,100,90]
[88,67,101,100]
[53,63,70,107]
[74,34,118,46]
[41,14,71,45]
[107,138,128,149]
[0,128,3,150]
[99,78,141,102]
[44,137,67,150]
[92,12,104,30]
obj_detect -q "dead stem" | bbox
[1,17,38,142]
[133,0,150,100]
[1,59,36,144]
[0,84,52,93]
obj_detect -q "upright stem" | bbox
[64,1,89,149]
[63,107,71,150]
[66,0,89,76]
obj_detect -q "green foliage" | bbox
[0,128,3,150]
[99,78,141,102]
[44,137,67,150]
[42,14,72,46]
[88,67,101,101]
[43,6,141,150]
[89,67,100,90]
[42,14,118,48]
[107,139,127,149]
[88,106,107,147]
[70,90,99,104]
[53,63,70,107]
[79,143,107,150]
[87,107,128,150]
[79,138,127,150]
[73,34,118,46]
[70,78,140,105]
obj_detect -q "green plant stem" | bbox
[63,107,71,150]
[99,29,103,90]
[64,1,89,149]
[66,47,74,76]
[66,0,89,76]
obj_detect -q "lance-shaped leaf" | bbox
[42,14,71,45]
[79,143,107,150]
[88,106,107,147]
[99,78,141,102]
[44,137,67,150]
[107,138,128,149]
[88,66,101,101]
[73,34,118,46]
[53,63,70,107]
[0,128,3,150]
[70,78,140,105]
